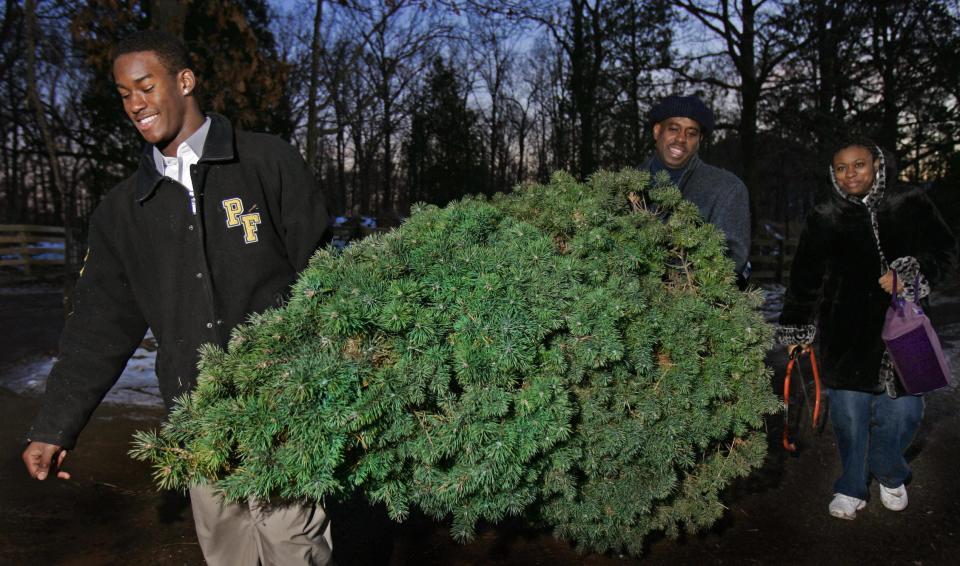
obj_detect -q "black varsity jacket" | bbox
[26,113,329,448]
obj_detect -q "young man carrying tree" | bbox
[21,30,333,565]
[642,94,752,288]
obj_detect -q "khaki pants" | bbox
[189,484,333,566]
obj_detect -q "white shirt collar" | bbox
[152,116,211,173]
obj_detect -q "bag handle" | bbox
[891,269,898,308]
[891,269,926,310]
[912,272,924,314]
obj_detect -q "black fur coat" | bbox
[779,184,956,391]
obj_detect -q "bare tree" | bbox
[672,0,803,228]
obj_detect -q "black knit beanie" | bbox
[649,95,715,133]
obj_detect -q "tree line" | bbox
[2,0,958,269]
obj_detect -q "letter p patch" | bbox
[222,198,244,227]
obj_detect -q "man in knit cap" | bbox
[642,94,751,287]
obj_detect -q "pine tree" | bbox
[132,169,777,556]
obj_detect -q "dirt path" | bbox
[2,286,959,565]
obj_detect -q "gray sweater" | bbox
[644,154,751,278]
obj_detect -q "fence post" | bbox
[775,238,784,283]
[19,228,32,277]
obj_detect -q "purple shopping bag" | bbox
[881,272,951,394]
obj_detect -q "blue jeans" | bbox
[827,388,924,500]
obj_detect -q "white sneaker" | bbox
[829,493,866,519]
[879,484,908,511]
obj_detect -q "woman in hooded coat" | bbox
[777,136,957,520]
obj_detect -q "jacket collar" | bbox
[133,113,236,203]
[642,152,702,191]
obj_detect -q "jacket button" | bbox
[206,322,214,329]
[196,272,203,279]
[188,225,194,231]
[216,319,223,326]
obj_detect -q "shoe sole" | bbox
[829,499,866,520]
[829,509,857,520]
[881,499,907,511]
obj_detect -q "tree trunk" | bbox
[381,90,393,215]
[16,125,26,221]
[149,0,186,36]
[517,112,527,184]
[627,13,643,163]
[813,0,840,155]
[352,115,368,215]
[336,114,346,215]
[569,0,593,179]
[489,95,499,194]
[875,4,900,155]
[739,0,760,233]
[630,99,642,165]
[306,0,323,171]
[538,105,549,182]
[4,121,19,223]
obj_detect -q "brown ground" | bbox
[3,283,960,566]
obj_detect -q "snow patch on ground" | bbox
[929,290,960,309]
[935,322,960,391]
[2,334,161,408]
[930,293,960,390]
[0,283,63,296]
[758,283,785,322]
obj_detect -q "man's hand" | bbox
[22,441,70,481]
[878,270,905,295]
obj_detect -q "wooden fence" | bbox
[0,224,65,277]
[750,234,798,284]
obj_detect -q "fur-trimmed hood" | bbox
[828,145,898,211]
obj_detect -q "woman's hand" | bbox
[787,344,811,357]
[878,270,905,295]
